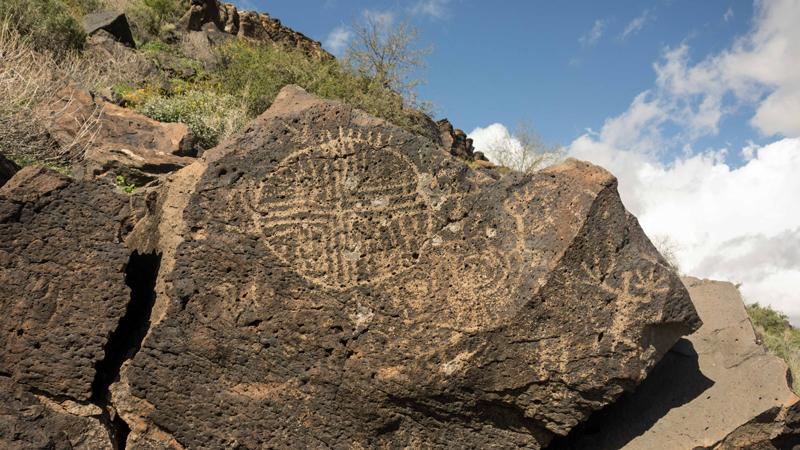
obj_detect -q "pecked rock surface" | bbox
[551,277,800,449]
[112,85,700,448]
[0,166,135,402]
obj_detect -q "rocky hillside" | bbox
[1,1,799,449]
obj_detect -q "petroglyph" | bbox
[580,256,673,351]
[424,240,521,331]
[250,129,433,290]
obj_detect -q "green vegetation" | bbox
[747,303,800,394]
[125,0,186,42]
[115,175,136,193]
[61,0,102,18]
[214,40,428,133]
[1,0,435,176]
[123,39,432,149]
[6,153,71,177]
[0,0,86,55]
[136,89,247,148]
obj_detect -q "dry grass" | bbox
[0,19,150,168]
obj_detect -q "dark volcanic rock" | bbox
[0,167,133,402]
[0,377,112,450]
[437,118,486,161]
[550,277,799,449]
[82,11,136,48]
[177,0,330,59]
[38,84,195,181]
[113,85,700,448]
[703,402,800,449]
[0,153,19,187]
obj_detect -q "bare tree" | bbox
[483,122,563,173]
[652,234,682,273]
[345,13,431,106]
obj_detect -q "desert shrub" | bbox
[115,174,136,193]
[214,41,431,135]
[0,18,145,168]
[0,0,86,55]
[123,0,186,42]
[747,303,800,394]
[62,0,103,17]
[652,235,681,273]
[135,89,248,148]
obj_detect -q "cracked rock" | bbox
[114,85,700,448]
[0,377,112,450]
[0,166,134,402]
[0,153,18,187]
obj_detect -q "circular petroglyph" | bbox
[250,131,432,290]
[426,241,520,331]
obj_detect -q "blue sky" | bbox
[238,0,757,157]
[234,0,800,323]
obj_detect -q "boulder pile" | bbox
[177,0,330,60]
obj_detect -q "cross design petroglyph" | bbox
[251,129,433,290]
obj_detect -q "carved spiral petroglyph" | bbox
[250,130,433,290]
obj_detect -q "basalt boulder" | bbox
[704,402,800,450]
[82,11,136,48]
[437,118,487,162]
[551,277,800,449]
[0,166,135,402]
[112,85,700,448]
[177,0,330,60]
[38,84,195,181]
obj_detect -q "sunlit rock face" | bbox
[111,85,699,449]
[551,277,800,450]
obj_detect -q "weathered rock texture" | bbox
[551,277,800,449]
[178,0,330,59]
[0,377,112,450]
[0,167,133,401]
[0,153,18,187]
[82,10,136,48]
[437,118,488,162]
[112,85,699,448]
[39,84,195,182]
[704,402,800,449]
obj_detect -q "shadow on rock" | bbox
[549,338,714,449]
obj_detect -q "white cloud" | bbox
[468,123,524,164]
[650,0,800,137]
[580,19,608,47]
[724,7,734,22]
[560,0,800,324]
[621,9,653,39]
[470,1,800,323]
[323,25,352,55]
[569,137,800,325]
[363,10,395,28]
[411,0,450,19]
